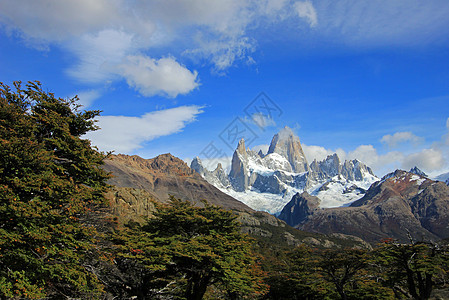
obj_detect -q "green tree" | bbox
[116,196,267,299]
[373,240,449,300]
[0,81,110,298]
[314,248,393,300]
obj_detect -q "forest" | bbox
[1,81,449,299]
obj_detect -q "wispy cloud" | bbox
[243,113,276,130]
[294,1,318,27]
[380,131,423,148]
[313,1,449,48]
[84,105,204,153]
[74,89,102,108]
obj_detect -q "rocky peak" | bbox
[340,159,375,181]
[278,192,320,227]
[214,163,223,172]
[267,126,308,173]
[309,154,375,182]
[110,153,195,177]
[229,139,249,192]
[409,166,428,177]
[236,138,247,159]
[190,156,206,176]
[315,154,341,177]
[149,153,195,176]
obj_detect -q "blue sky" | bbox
[1,0,449,177]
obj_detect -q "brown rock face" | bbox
[295,170,449,244]
[278,192,320,227]
[103,153,252,212]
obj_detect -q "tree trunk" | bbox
[185,273,211,300]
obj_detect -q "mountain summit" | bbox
[267,126,308,173]
[191,127,378,213]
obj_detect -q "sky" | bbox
[1,0,449,177]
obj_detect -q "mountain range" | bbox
[189,126,449,244]
[280,170,449,243]
[191,126,378,214]
[101,127,449,245]
[102,153,370,249]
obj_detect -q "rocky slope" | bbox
[103,153,251,212]
[280,169,449,244]
[192,126,378,214]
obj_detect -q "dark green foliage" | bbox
[373,239,449,299]
[0,81,110,298]
[114,197,268,299]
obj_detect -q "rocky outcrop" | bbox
[278,192,320,227]
[105,186,157,223]
[296,170,449,244]
[236,210,371,249]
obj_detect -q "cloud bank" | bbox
[3,0,447,98]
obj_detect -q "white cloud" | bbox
[380,131,423,148]
[0,0,320,84]
[84,105,204,153]
[65,30,134,83]
[346,145,404,174]
[302,144,336,162]
[303,143,402,176]
[201,156,233,172]
[116,55,200,98]
[3,0,448,96]
[244,113,276,129]
[294,1,318,27]
[75,89,102,108]
[0,0,122,42]
[402,148,445,172]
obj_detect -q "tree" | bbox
[0,81,110,298]
[314,248,393,300]
[264,244,335,300]
[373,240,449,300]
[116,196,267,299]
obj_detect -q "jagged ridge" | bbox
[191,126,378,213]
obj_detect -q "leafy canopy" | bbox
[116,196,267,299]
[0,81,110,299]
